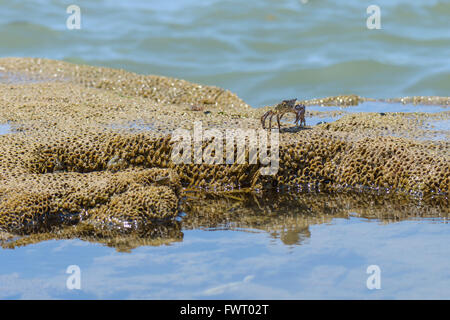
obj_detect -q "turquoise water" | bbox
[0,0,449,300]
[1,0,449,106]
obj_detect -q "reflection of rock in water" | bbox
[1,221,183,253]
[0,191,447,251]
[181,192,448,246]
[276,226,311,246]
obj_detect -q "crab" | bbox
[261,98,306,129]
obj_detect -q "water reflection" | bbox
[2,192,447,251]
[182,192,448,246]
[1,222,183,253]
[0,214,448,299]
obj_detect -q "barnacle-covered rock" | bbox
[0,168,182,234]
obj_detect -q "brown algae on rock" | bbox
[0,57,448,249]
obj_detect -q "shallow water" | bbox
[0,0,449,300]
[0,191,448,299]
[1,216,449,299]
[0,124,11,135]
[309,101,449,114]
[305,101,450,136]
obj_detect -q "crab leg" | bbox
[261,113,266,129]
[261,110,271,129]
